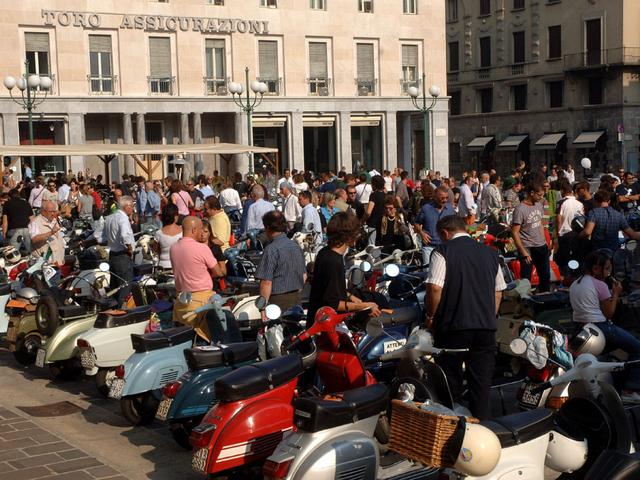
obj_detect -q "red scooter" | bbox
[190,306,376,477]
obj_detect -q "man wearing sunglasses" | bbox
[28,200,65,264]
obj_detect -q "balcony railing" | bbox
[257,77,282,95]
[447,71,459,83]
[476,68,491,79]
[87,74,117,95]
[203,76,229,95]
[400,78,421,95]
[307,77,331,96]
[564,47,640,71]
[148,76,175,95]
[511,63,526,75]
[356,79,377,96]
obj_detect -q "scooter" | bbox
[190,306,375,478]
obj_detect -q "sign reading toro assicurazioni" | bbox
[41,9,270,34]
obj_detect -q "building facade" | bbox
[0,0,448,181]
[446,0,640,177]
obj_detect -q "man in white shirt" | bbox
[280,182,301,231]
[219,180,243,213]
[28,200,65,265]
[246,185,275,232]
[277,169,292,190]
[57,179,70,205]
[457,176,476,218]
[298,190,323,249]
[197,175,215,199]
[28,178,45,209]
[555,180,585,274]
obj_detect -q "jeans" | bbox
[598,321,640,391]
[109,252,134,308]
[6,228,31,253]
[520,245,551,293]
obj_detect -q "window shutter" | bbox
[25,32,50,52]
[402,44,418,67]
[89,35,112,53]
[258,40,278,79]
[356,43,374,81]
[309,42,328,78]
[149,37,172,77]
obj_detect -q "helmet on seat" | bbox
[569,323,606,356]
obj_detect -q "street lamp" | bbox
[228,67,267,175]
[408,73,440,174]
[3,60,52,174]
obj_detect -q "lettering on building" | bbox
[41,10,269,35]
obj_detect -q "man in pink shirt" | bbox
[170,216,223,341]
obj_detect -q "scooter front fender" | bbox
[45,316,97,363]
[120,341,190,397]
[232,295,261,332]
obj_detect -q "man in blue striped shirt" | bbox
[255,210,306,318]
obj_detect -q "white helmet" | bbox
[2,246,21,264]
[545,430,588,472]
[569,323,606,356]
[453,422,501,476]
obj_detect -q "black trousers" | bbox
[434,329,496,421]
[109,252,134,308]
[520,245,551,293]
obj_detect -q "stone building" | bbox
[0,0,448,181]
[446,0,640,177]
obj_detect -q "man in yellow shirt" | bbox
[205,196,230,252]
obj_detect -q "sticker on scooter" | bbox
[383,339,407,353]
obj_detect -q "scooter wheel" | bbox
[95,369,116,398]
[12,334,41,366]
[169,418,199,451]
[120,393,159,426]
[49,359,83,381]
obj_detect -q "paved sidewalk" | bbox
[0,406,124,480]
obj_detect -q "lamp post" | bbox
[228,67,267,175]
[407,73,440,174]
[3,60,52,174]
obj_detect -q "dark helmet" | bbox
[571,214,587,233]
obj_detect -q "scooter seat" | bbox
[214,353,303,403]
[95,305,153,328]
[58,304,87,319]
[293,383,389,433]
[184,342,258,371]
[481,408,554,448]
[131,325,193,353]
[0,283,12,296]
[376,305,421,326]
[133,263,153,277]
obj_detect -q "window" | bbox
[205,39,226,95]
[447,0,458,21]
[148,37,173,94]
[88,35,114,94]
[477,87,493,113]
[207,0,224,4]
[356,43,376,95]
[25,32,50,78]
[310,0,326,9]
[403,0,417,14]
[480,0,491,16]
[479,36,491,68]
[548,80,563,108]
[511,84,527,110]
[258,40,280,94]
[308,41,329,95]
[548,25,561,59]
[450,90,462,115]
[448,41,459,72]
[513,31,525,64]
[359,0,373,13]
[587,77,603,105]
[513,0,524,10]
[260,0,277,7]
[401,44,419,93]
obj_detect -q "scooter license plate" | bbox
[192,448,209,473]
[79,349,95,370]
[109,379,125,399]
[35,348,46,368]
[156,397,172,421]
[518,382,543,409]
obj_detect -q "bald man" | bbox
[170,216,224,342]
[28,200,65,264]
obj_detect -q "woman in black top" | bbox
[365,175,387,231]
[376,195,410,254]
[307,212,381,326]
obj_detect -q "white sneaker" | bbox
[621,391,640,404]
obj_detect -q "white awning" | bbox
[497,135,529,151]
[350,115,382,127]
[535,133,566,150]
[303,116,335,127]
[467,136,495,152]
[252,116,287,128]
[572,131,606,148]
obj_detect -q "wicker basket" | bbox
[388,399,478,468]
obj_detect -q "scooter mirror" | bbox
[15,235,23,244]
[568,260,580,271]
[178,291,192,304]
[509,338,528,356]
[384,264,400,278]
[265,304,282,320]
[627,240,637,252]
[350,268,365,286]
[365,318,385,338]
[361,261,372,273]
[254,296,267,311]
[98,262,110,272]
